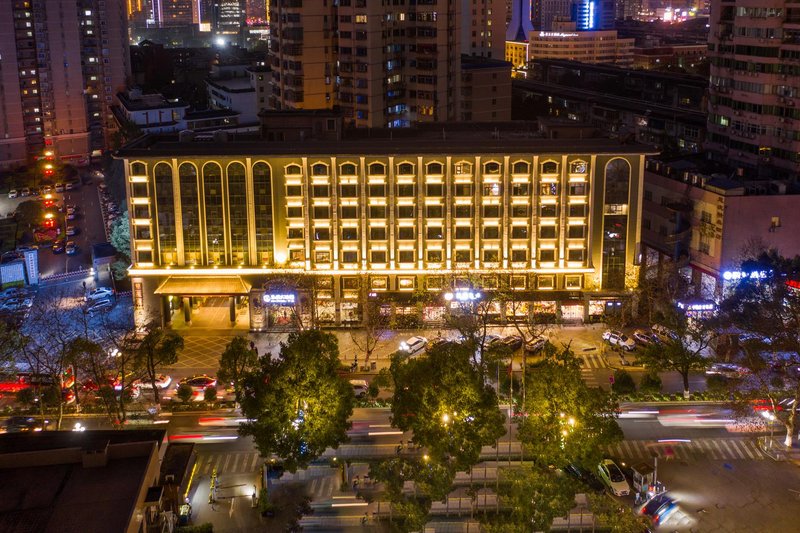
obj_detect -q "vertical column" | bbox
[229,297,236,325]
[183,297,192,325]
[244,157,257,266]
[172,159,185,266]
[162,297,172,325]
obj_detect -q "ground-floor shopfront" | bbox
[132,273,629,331]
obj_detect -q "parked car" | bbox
[501,335,524,351]
[524,336,547,354]
[54,183,65,192]
[20,187,31,197]
[134,374,173,390]
[652,324,679,342]
[350,379,369,398]
[3,416,51,433]
[602,330,636,351]
[85,287,114,302]
[65,226,78,236]
[632,329,656,346]
[563,463,605,492]
[51,239,65,254]
[597,459,631,496]
[427,337,453,351]
[399,336,428,355]
[65,180,80,191]
[41,185,52,195]
[8,189,18,199]
[484,334,503,349]
[66,212,77,221]
[179,374,217,392]
[706,362,749,379]
[65,241,77,255]
[86,298,113,315]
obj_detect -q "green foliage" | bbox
[389,341,506,471]
[16,388,35,407]
[204,386,218,403]
[491,465,576,532]
[111,260,130,281]
[174,523,213,533]
[239,330,354,472]
[110,211,130,260]
[135,325,184,404]
[14,200,43,229]
[518,346,623,469]
[705,373,729,394]
[639,372,662,394]
[177,384,194,403]
[611,369,636,395]
[217,336,258,402]
[587,492,650,532]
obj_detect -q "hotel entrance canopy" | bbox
[154,276,252,296]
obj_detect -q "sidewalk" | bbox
[186,472,263,533]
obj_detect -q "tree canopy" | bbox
[517,345,623,469]
[134,324,184,405]
[239,330,354,472]
[218,336,259,402]
[389,341,506,471]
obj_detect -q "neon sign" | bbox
[263,293,296,305]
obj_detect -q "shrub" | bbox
[175,523,213,533]
[611,369,636,395]
[204,386,218,403]
[705,374,729,394]
[639,372,662,394]
[176,384,194,403]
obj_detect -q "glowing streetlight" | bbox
[441,413,450,424]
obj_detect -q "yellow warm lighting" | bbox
[44,213,54,219]
[44,151,53,157]
[130,175,148,183]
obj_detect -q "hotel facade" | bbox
[117,129,652,330]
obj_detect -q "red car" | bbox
[179,375,217,391]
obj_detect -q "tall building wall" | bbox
[461,0,507,58]
[0,0,130,168]
[707,0,800,180]
[0,2,28,169]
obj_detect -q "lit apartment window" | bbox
[537,275,555,289]
[484,161,501,174]
[454,249,472,262]
[565,275,583,289]
[454,162,472,174]
[483,249,499,263]
[426,249,443,262]
[315,251,331,263]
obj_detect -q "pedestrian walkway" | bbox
[196,451,263,476]
[608,438,765,462]
[580,351,607,369]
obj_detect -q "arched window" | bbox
[397,162,414,175]
[604,158,630,205]
[340,163,357,176]
[227,163,248,265]
[154,163,176,265]
[203,163,225,265]
[541,160,559,175]
[311,163,328,176]
[484,161,501,174]
[368,162,386,175]
[570,160,588,174]
[178,163,201,264]
[512,161,530,174]
[130,162,146,175]
[454,161,472,174]
[253,162,274,264]
[426,162,443,175]
[286,163,302,176]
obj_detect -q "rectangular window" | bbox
[370,226,387,240]
[537,275,555,289]
[540,204,558,218]
[342,250,359,263]
[455,249,472,262]
[398,226,415,240]
[455,204,472,218]
[512,204,529,218]
[511,226,528,239]
[397,183,415,197]
[483,249,499,262]
[569,204,586,217]
[426,226,443,239]
[369,183,386,197]
[426,183,444,197]
[426,204,443,218]
[313,184,330,197]
[482,183,502,196]
[287,206,302,218]
[315,250,331,263]
[397,205,415,218]
[568,249,585,262]
[341,205,358,219]
[483,226,500,239]
[340,184,358,197]
[511,249,528,263]
[540,183,558,196]
[426,249,443,262]
[369,205,386,218]
[287,228,303,239]
[398,250,415,263]
[313,205,330,219]
[540,226,557,239]
[565,275,582,289]
[454,183,473,196]
[483,205,501,218]
[286,184,302,196]
[370,250,387,263]
[568,225,586,239]
[342,227,359,240]
[512,183,530,196]
[313,227,331,240]
[455,226,472,240]
[569,183,587,196]
[539,249,556,262]
[290,249,304,262]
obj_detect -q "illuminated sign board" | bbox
[444,290,482,302]
[262,293,296,305]
[722,270,769,281]
[677,302,715,311]
[538,32,579,38]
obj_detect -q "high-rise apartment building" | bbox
[212,0,244,35]
[268,0,507,128]
[151,0,194,26]
[707,0,800,180]
[0,0,130,169]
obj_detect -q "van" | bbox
[399,336,428,356]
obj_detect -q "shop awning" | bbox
[154,276,251,296]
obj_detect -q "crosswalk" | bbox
[580,351,607,369]
[195,451,263,475]
[607,438,765,462]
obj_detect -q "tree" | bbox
[640,372,662,394]
[388,341,506,471]
[487,465,576,532]
[611,369,636,395]
[518,345,623,469]
[204,386,218,403]
[349,295,388,370]
[218,336,258,402]
[110,211,130,259]
[239,330,354,472]
[134,324,184,405]
[177,383,194,403]
[634,305,714,398]
[720,251,800,447]
[587,492,651,532]
[14,200,42,230]
[0,322,24,374]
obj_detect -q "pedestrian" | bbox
[361,513,368,525]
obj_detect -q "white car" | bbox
[134,374,172,390]
[350,379,369,398]
[652,324,678,342]
[86,299,113,315]
[8,189,18,199]
[602,330,636,351]
[524,336,547,353]
[632,329,656,346]
[399,336,428,355]
[597,459,630,496]
[85,287,114,302]
[706,363,749,379]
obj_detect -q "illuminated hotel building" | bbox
[117,123,652,329]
